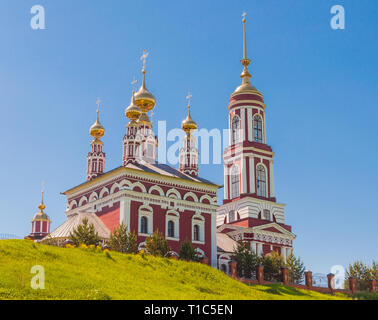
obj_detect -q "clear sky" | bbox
[0,0,377,274]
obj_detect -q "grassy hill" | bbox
[0,240,349,300]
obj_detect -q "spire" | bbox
[38,181,46,212]
[234,12,256,93]
[135,49,156,113]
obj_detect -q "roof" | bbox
[124,160,219,186]
[63,160,222,194]
[46,212,110,240]
[217,232,238,253]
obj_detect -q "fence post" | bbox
[304,270,312,289]
[369,279,376,294]
[256,264,264,285]
[348,277,356,295]
[327,273,335,294]
[228,261,237,279]
[281,267,289,286]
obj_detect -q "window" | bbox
[256,165,267,197]
[147,144,153,157]
[168,220,175,238]
[253,115,263,143]
[263,209,271,221]
[231,116,240,144]
[140,216,148,234]
[231,166,240,199]
[193,224,200,241]
[229,210,236,222]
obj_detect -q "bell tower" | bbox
[179,93,199,176]
[87,99,106,181]
[217,13,287,228]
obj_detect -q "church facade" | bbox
[30,14,296,271]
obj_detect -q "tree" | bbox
[145,230,170,257]
[345,261,375,291]
[109,222,137,254]
[261,251,285,282]
[233,241,260,279]
[179,239,200,261]
[69,218,100,247]
[286,253,305,284]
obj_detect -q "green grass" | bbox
[0,240,350,300]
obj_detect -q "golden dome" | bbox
[90,110,105,140]
[182,105,197,133]
[33,193,50,222]
[137,112,152,125]
[125,91,141,121]
[134,69,156,113]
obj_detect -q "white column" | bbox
[120,197,131,230]
[211,212,217,268]
[282,246,287,262]
[251,241,257,254]
[241,157,247,194]
[247,108,253,142]
[249,157,255,193]
[257,243,263,256]
[240,107,246,141]
[224,165,229,199]
[269,160,275,198]
[263,112,267,144]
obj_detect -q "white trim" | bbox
[247,108,253,142]
[183,192,199,203]
[138,205,153,235]
[148,185,165,197]
[192,214,205,242]
[165,210,180,239]
[132,181,147,193]
[166,188,182,200]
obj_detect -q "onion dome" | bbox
[134,69,156,112]
[90,108,105,140]
[125,91,141,121]
[182,103,197,134]
[137,112,152,125]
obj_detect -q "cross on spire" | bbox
[41,181,45,204]
[131,77,137,91]
[186,92,192,109]
[140,49,149,70]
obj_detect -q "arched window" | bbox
[231,166,240,199]
[140,216,148,234]
[193,224,200,241]
[231,116,240,144]
[256,165,267,197]
[229,210,235,222]
[168,220,175,238]
[263,209,271,221]
[253,115,263,143]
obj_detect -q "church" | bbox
[27,14,296,271]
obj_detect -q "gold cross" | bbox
[140,49,149,69]
[186,92,192,107]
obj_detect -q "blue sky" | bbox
[0,0,377,274]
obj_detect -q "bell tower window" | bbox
[231,166,240,198]
[256,164,267,197]
[253,115,263,143]
[231,115,240,144]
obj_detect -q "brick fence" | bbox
[227,261,377,296]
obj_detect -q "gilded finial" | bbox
[182,92,197,133]
[125,84,142,121]
[38,181,46,211]
[90,98,105,140]
[135,49,156,112]
[233,12,257,94]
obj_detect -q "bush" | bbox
[109,223,137,254]
[69,218,100,247]
[345,260,377,291]
[179,239,200,261]
[145,230,170,257]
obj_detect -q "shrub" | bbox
[69,218,100,247]
[145,230,170,257]
[179,239,200,262]
[345,260,377,291]
[109,223,137,254]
